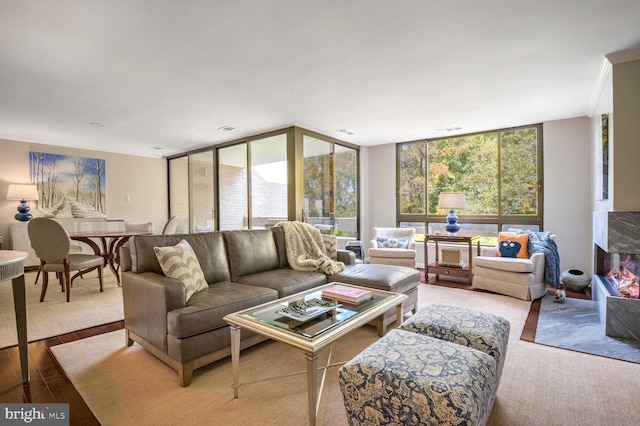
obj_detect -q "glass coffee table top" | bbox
[237,283,395,339]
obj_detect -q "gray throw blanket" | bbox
[528,231,560,287]
[275,221,345,275]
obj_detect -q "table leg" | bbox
[396,302,404,325]
[12,273,29,383]
[230,325,241,398]
[305,351,319,426]
[468,241,473,285]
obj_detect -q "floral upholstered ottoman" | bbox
[399,304,510,387]
[338,305,510,425]
[338,329,498,425]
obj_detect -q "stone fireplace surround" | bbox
[593,211,640,340]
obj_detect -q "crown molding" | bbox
[589,57,613,116]
[605,48,640,65]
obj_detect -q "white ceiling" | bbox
[1,0,639,159]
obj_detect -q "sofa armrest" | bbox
[337,249,356,265]
[369,239,379,249]
[530,252,546,283]
[122,271,187,352]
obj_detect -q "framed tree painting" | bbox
[29,151,106,218]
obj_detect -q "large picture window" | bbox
[398,124,542,241]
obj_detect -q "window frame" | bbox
[396,123,544,238]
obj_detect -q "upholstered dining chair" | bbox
[28,217,104,302]
[125,222,154,234]
[162,216,188,235]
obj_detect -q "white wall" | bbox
[366,117,593,273]
[543,117,592,273]
[0,139,168,247]
[363,143,397,252]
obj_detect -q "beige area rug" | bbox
[51,284,640,426]
[0,270,123,349]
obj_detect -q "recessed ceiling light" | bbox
[218,125,236,131]
[435,127,462,132]
[150,147,164,150]
[337,128,355,136]
[89,122,105,127]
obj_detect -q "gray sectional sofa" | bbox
[121,227,420,386]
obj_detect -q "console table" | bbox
[0,250,29,383]
[424,233,481,285]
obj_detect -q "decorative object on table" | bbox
[553,283,566,303]
[29,151,107,218]
[276,298,340,322]
[560,269,592,293]
[6,184,39,221]
[322,284,372,304]
[438,192,467,233]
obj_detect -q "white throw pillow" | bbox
[154,239,208,301]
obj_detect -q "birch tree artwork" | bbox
[29,151,106,218]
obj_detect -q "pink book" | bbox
[322,284,372,303]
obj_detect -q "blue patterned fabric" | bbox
[528,231,560,287]
[338,329,498,426]
[376,236,409,248]
[399,304,510,388]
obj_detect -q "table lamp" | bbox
[438,192,466,233]
[7,184,39,221]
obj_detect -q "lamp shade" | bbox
[438,192,466,209]
[7,184,39,201]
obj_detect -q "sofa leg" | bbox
[179,362,194,387]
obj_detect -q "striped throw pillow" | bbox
[154,239,208,301]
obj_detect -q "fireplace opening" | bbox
[595,244,640,299]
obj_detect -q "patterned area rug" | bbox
[534,295,640,363]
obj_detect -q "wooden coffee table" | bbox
[224,282,407,426]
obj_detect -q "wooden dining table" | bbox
[68,230,153,285]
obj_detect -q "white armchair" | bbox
[473,234,557,301]
[368,227,416,268]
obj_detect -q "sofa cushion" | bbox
[474,256,535,273]
[368,247,416,259]
[497,232,529,258]
[235,268,328,297]
[154,239,209,301]
[167,282,278,338]
[376,236,409,248]
[224,230,280,280]
[330,263,420,294]
[129,232,231,284]
[270,226,289,268]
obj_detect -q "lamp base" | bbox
[15,200,32,222]
[445,209,461,233]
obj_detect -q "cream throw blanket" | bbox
[275,221,345,275]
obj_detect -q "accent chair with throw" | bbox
[473,231,559,301]
[368,227,417,268]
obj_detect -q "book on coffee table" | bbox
[322,284,372,304]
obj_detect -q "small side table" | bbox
[424,233,481,285]
[0,250,29,383]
